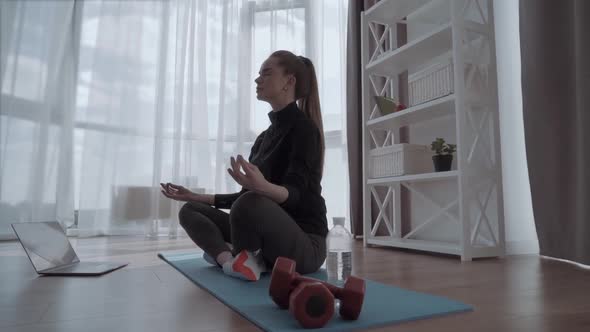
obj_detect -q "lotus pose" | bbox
[161,50,327,281]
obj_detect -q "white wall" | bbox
[493,0,539,255]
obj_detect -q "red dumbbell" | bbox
[269,257,365,328]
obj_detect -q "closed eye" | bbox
[258,68,273,76]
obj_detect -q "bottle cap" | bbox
[333,217,345,227]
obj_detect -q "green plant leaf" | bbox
[431,137,446,155]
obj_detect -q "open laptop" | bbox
[11,221,128,276]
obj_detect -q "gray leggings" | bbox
[178,191,326,274]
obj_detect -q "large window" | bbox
[2,0,349,233]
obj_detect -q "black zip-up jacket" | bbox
[214,101,328,237]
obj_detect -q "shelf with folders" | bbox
[360,0,505,261]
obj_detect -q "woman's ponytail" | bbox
[297,57,325,175]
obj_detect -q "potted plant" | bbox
[430,138,456,172]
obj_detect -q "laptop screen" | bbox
[11,221,79,272]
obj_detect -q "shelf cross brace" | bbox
[466,108,494,168]
[370,186,395,237]
[470,181,498,246]
[368,22,390,63]
[402,181,461,225]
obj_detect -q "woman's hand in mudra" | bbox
[160,183,196,202]
[227,155,269,192]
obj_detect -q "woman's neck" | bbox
[269,98,296,112]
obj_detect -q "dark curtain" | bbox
[519,0,590,264]
[346,0,377,236]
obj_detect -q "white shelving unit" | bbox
[361,0,505,261]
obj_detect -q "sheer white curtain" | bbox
[251,0,350,229]
[74,0,251,236]
[311,0,350,229]
[0,1,77,239]
[0,0,350,239]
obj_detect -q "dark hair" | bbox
[270,50,325,174]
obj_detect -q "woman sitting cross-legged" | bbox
[161,50,328,281]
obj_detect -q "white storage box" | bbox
[369,144,432,178]
[409,59,454,106]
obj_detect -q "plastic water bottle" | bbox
[326,217,353,284]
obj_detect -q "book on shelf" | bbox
[374,95,406,116]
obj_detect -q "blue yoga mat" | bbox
[158,251,473,332]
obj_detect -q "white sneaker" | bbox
[222,249,267,281]
[202,242,234,267]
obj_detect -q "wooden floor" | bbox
[1,236,589,332]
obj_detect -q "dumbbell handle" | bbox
[292,274,344,298]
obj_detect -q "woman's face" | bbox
[254,57,294,102]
